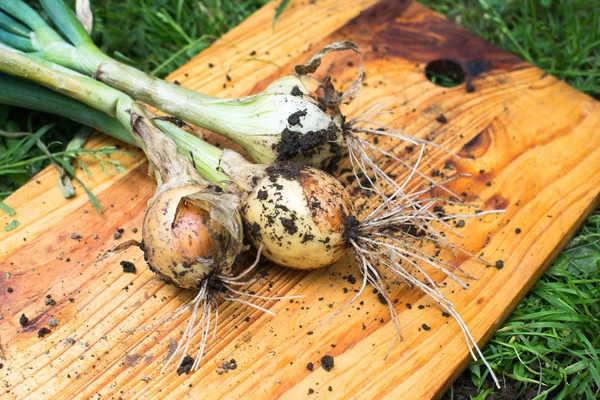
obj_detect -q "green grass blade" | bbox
[4,219,18,231]
[273,0,290,27]
[11,124,55,163]
[0,200,15,215]
[52,155,101,212]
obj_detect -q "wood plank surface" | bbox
[1,0,600,398]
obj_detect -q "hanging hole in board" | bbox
[425,59,465,87]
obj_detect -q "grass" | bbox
[1,1,599,398]
[90,0,269,77]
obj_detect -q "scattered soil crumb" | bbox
[38,327,51,338]
[436,114,448,123]
[45,295,56,306]
[422,323,431,331]
[48,318,59,327]
[321,355,334,371]
[71,233,82,239]
[306,362,314,371]
[19,314,29,327]
[177,355,195,375]
[121,261,137,274]
[217,359,237,374]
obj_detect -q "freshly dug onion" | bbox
[255,75,345,169]
[242,162,354,269]
[141,185,239,289]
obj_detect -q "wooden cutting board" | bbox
[1,0,599,398]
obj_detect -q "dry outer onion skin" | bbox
[142,185,236,289]
[242,162,354,269]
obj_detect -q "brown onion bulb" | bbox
[242,162,354,270]
[142,185,239,289]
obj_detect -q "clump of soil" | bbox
[321,355,334,371]
[120,260,137,273]
[274,123,341,170]
[290,86,303,96]
[280,217,298,235]
[265,161,307,182]
[177,355,195,375]
[217,359,237,374]
[37,327,51,338]
[45,295,56,306]
[288,109,307,127]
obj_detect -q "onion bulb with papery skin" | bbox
[142,186,235,289]
[241,161,355,270]
[141,185,239,289]
[125,107,244,291]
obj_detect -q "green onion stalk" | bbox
[0,0,450,202]
[0,44,501,385]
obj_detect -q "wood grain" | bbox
[1,0,599,398]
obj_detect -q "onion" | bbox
[221,150,502,388]
[242,162,353,269]
[141,185,238,289]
